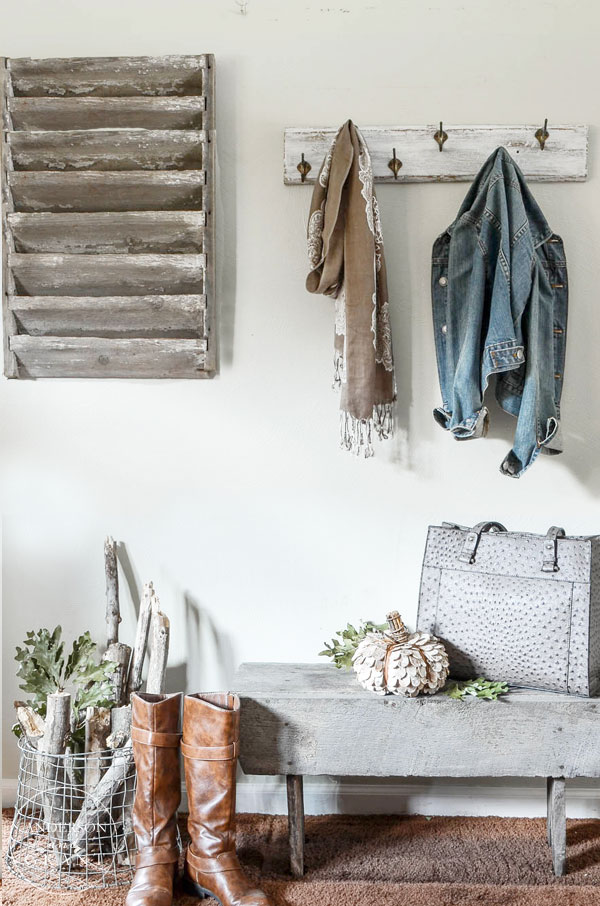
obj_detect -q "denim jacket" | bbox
[431,147,568,477]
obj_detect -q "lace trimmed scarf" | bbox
[306,120,395,456]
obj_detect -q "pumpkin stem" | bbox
[386,610,410,643]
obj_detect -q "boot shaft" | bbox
[182,693,240,857]
[131,692,182,850]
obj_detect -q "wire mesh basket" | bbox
[6,736,137,890]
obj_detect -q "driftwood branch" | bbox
[40,691,71,865]
[126,582,153,697]
[103,641,132,707]
[146,597,170,695]
[14,700,45,747]
[104,535,120,646]
[85,706,111,792]
[69,744,134,853]
[107,704,131,749]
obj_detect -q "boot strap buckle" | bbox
[187,846,240,874]
[181,740,239,760]
[131,727,182,747]
[135,844,180,868]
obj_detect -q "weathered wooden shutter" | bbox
[1,55,215,379]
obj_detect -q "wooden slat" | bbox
[9,253,205,296]
[8,129,206,171]
[236,663,600,778]
[8,171,206,212]
[8,212,206,254]
[284,124,589,183]
[10,336,208,378]
[8,54,207,97]
[8,96,206,131]
[1,57,19,377]
[9,294,206,338]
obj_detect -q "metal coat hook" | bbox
[434,121,448,152]
[388,147,403,179]
[535,118,550,150]
[297,153,311,183]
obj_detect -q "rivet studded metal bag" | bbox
[417,522,600,696]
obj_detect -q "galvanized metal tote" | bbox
[417,522,600,696]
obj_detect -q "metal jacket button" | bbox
[439,276,448,286]
[441,324,448,334]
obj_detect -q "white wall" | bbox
[2,0,600,815]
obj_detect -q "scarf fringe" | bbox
[340,403,394,457]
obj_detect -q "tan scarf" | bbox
[306,120,395,456]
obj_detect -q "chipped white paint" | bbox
[284,124,588,184]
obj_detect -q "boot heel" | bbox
[183,877,211,899]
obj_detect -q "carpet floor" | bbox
[3,810,600,905]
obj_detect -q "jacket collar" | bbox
[447,147,553,249]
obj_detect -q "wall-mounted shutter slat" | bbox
[1,53,216,379]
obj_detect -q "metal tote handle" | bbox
[458,521,507,564]
[541,526,566,573]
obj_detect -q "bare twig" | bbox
[104,535,120,646]
[146,595,170,694]
[126,582,153,696]
[103,642,131,706]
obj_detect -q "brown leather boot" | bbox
[182,693,271,906]
[126,692,182,906]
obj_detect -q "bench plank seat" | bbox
[235,662,600,878]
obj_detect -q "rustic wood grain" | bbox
[1,57,18,377]
[9,170,206,213]
[102,642,131,707]
[547,777,566,875]
[286,775,305,878]
[8,54,208,97]
[8,129,206,171]
[8,96,206,131]
[2,54,216,379]
[107,704,132,749]
[146,603,170,694]
[13,700,45,746]
[9,252,206,296]
[104,535,120,646]
[9,294,206,338]
[39,691,72,864]
[10,336,208,378]
[126,583,154,697]
[284,124,588,183]
[235,663,600,778]
[8,211,206,254]
[84,706,111,791]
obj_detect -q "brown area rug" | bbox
[3,809,600,905]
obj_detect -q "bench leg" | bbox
[547,777,566,876]
[286,774,305,878]
[546,777,553,846]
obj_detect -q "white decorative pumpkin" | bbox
[352,611,449,697]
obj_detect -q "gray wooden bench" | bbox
[235,662,600,878]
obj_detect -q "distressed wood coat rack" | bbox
[1,55,215,379]
[284,124,588,184]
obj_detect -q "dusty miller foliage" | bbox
[13,626,117,748]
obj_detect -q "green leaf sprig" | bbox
[14,626,117,748]
[444,677,509,701]
[319,621,388,670]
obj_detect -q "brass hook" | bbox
[297,153,312,183]
[388,147,403,179]
[535,118,549,150]
[434,121,448,152]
